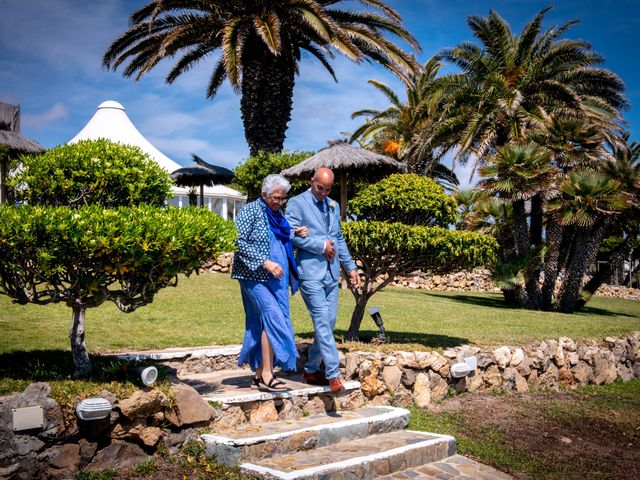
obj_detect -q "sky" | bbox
[2,0,640,188]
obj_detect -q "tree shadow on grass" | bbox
[0,349,158,385]
[425,292,513,310]
[296,330,470,349]
[427,293,638,318]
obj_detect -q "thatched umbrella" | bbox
[280,140,404,219]
[0,129,46,203]
[170,154,234,208]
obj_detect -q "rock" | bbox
[429,371,449,402]
[476,353,494,368]
[414,352,431,369]
[278,400,304,421]
[359,359,386,398]
[592,352,617,385]
[538,363,559,388]
[37,444,80,480]
[139,426,163,447]
[304,396,333,415]
[396,352,417,369]
[627,336,640,361]
[412,373,431,408]
[514,371,528,393]
[383,355,397,367]
[558,367,573,387]
[245,401,278,425]
[429,352,450,377]
[465,372,484,393]
[400,369,416,388]
[559,336,577,352]
[553,344,565,367]
[165,383,216,427]
[502,368,517,391]
[510,348,525,367]
[617,363,634,382]
[112,420,163,447]
[117,389,167,420]
[527,369,539,388]
[336,391,366,411]
[78,439,97,467]
[483,365,502,388]
[162,428,198,454]
[567,351,579,366]
[345,353,359,379]
[572,361,594,386]
[382,365,403,392]
[84,441,150,472]
[391,385,413,408]
[212,405,246,431]
[494,346,511,369]
[516,355,532,377]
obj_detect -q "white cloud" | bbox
[22,102,69,128]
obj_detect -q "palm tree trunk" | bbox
[70,306,92,377]
[557,220,608,313]
[575,230,637,310]
[542,217,563,310]
[241,36,295,156]
[512,200,541,308]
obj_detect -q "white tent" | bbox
[68,100,245,219]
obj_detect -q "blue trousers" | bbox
[299,270,340,379]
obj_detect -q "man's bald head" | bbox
[313,167,334,183]
[310,167,334,202]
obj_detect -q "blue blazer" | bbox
[285,189,357,281]
[231,199,272,282]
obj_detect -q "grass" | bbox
[408,380,640,479]
[1,272,638,355]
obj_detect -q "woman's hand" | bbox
[294,226,308,238]
[263,259,284,278]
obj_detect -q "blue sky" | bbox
[2,0,639,188]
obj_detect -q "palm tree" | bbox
[478,142,555,307]
[350,57,458,187]
[576,138,640,307]
[416,7,625,165]
[548,170,628,312]
[103,0,419,156]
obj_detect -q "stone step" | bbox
[179,369,360,406]
[376,454,513,479]
[239,429,456,480]
[201,406,409,466]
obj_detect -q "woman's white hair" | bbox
[262,174,291,195]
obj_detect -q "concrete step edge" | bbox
[201,406,409,447]
[239,430,456,480]
[202,380,361,405]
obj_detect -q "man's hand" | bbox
[348,269,361,289]
[263,259,283,278]
[323,240,336,260]
[294,226,309,238]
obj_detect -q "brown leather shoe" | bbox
[302,371,329,386]
[329,377,345,394]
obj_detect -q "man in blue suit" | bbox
[285,167,360,393]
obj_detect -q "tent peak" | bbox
[97,100,125,111]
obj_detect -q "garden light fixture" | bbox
[76,397,112,421]
[368,306,388,343]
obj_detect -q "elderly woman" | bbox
[231,174,306,392]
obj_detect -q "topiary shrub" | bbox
[348,173,457,226]
[7,139,173,207]
[0,140,236,376]
[342,175,496,339]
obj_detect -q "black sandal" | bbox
[256,376,289,392]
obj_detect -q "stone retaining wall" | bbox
[208,254,640,301]
[340,333,640,408]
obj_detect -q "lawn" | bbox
[1,271,639,354]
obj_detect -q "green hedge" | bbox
[0,204,236,308]
[344,221,497,273]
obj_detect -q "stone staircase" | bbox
[114,346,512,479]
[191,369,509,480]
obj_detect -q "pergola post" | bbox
[340,173,348,221]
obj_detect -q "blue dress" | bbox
[237,234,299,372]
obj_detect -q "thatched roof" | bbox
[0,130,45,154]
[170,154,234,187]
[280,140,404,179]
